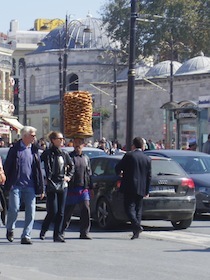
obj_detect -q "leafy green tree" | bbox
[101,0,210,61]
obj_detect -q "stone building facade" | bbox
[97,56,210,149]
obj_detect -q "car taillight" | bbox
[116,180,121,188]
[181,178,195,189]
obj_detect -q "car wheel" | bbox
[171,218,193,230]
[96,197,115,229]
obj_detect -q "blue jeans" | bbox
[6,186,36,239]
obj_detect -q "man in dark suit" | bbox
[115,137,151,240]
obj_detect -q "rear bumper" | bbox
[142,196,196,220]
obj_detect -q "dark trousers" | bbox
[124,193,143,233]
[41,188,67,238]
[62,200,91,236]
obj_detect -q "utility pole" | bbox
[126,0,137,151]
[61,15,68,134]
[113,50,117,141]
[23,60,27,125]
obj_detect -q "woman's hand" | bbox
[40,193,45,200]
[64,175,71,182]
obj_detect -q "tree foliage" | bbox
[101,0,210,62]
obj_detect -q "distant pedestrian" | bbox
[187,139,197,151]
[0,156,6,225]
[61,137,92,239]
[4,126,45,244]
[202,134,210,154]
[115,137,151,240]
[40,131,74,242]
[147,139,156,150]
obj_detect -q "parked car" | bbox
[144,149,210,214]
[82,155,196,230]
[62,146,106,158]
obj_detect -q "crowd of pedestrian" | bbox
[0,126,167,244]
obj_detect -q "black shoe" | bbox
[131,226,143,240]
[80,234,92,240]
[21,237,32,245]
[6,230,14,242]
[39,231,45,240]
[54,235,65,243]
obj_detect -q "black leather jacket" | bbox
[41,146,74,190]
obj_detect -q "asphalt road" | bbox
[0,210,210,280]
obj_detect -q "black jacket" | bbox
[115,150,151,196]
[41,146,74,191]
[69,151,92,189]
[3,140,45,195]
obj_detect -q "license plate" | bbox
[150,186,175,193]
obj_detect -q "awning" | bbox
[2,117,24,132]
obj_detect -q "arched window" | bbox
[12,58,16,76]
[18,58,25,76]
[67,74,78,91]
[30,75,36,103]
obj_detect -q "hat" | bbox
[188,138,197,146]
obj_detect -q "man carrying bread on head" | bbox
[61,137,92,239]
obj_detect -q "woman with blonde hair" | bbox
[40,131,74,242]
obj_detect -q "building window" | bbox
[68,74,78,91]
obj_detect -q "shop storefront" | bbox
[0,100,23,144]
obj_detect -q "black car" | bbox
[144,149,210,214]
[62,146,106,158]
[88,155,195,230]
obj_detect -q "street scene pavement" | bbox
[1,209,210,280]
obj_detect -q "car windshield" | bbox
[151,159,186,176]
[171,155,210,174]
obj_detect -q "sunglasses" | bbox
[55,137,64,140]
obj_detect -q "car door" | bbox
[90,157,126,221]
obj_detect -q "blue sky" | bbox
[0,0,106,33]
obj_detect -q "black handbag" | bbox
[47,179,66,193]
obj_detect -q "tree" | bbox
[101,0,210,61]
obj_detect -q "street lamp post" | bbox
[58,52,63,134]
[113,52,117,141]
[22,60,27,125]
[169,35,174,103]
[126,0,137,151]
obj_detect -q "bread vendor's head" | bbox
[73,137,85,155]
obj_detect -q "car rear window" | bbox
[152,159,186,176]
[172,156,210,174]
